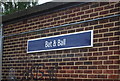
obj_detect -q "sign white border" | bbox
[27,30,93,53]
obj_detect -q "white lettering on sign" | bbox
[45,41,52,48]
[45,39,66,48]
[57,39,66,46]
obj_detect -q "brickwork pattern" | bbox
[2,2,120,81]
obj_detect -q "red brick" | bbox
[114,60,120,64]
[95,7,103,11]
[109,16,119,22]
[109,65,119,69]
[71,66,79,69]
[88,75,98,78]
[114,41,120,45]
[115,2,120,7]
[93,61,102,65]
[108,75,119,79]
[104,23,114,28]
[99,28,108,33]
[81,23,89,27]
[84,53,92,56]
[75,62,83,65]
[59,70,66,73]
[66,70,74,73]
[100,10,109,15]
[90,12,98,17]
[3,2,120,80]
[75,70,83,73]
[114,50,120,55]
[88,66,97,69]
[79,66,87,69]
[115,31,120,35]
[81,15,89,19]
[104,42,114,46]
[77,11,84,15]
[93,52,102,56]
[98,66,107,69]
[99,47,108,51]
[109,56,119,59]
[99,19,109,24]
[90,21,98,25]
[104,4,114,9]
[115,21,120,26]
[109,46,119,50]
[114,70,120,74]
[89,48,98,52]
[110,8,120,13]
[63,74,70,77]
[89,57,97,60]
[69,13,76,17]
[98,75,107,78]
[79,75,87,78]
[85,27,93,30]
[103,70,114,74]
[85,9,93,14]
[93,70,102,74]
[109,37,119,41]
[71,74,78,78]
[104,32,113,37]
[104,60,113,64]
[84,70,92,74]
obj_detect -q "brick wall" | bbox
[2,2,120,81]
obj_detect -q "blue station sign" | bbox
[27,30,93,53]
